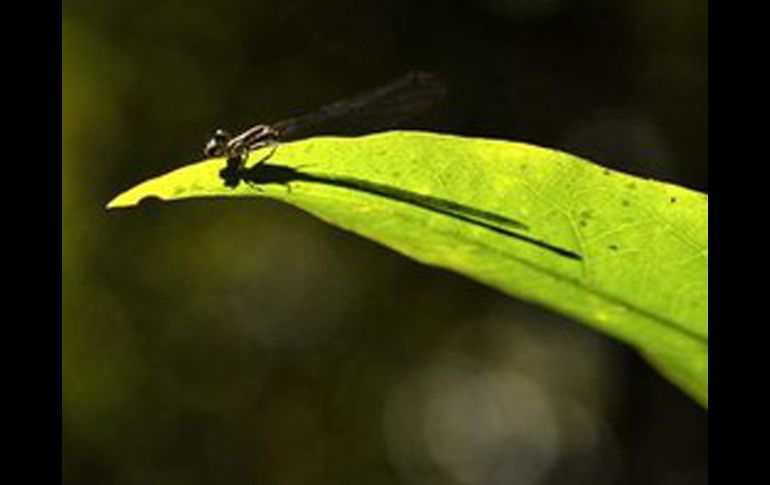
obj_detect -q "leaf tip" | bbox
[105,187,156,210]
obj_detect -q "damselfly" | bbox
[204,72,446,187]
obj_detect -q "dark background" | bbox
[63,0,707,483]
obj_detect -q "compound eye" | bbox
[213,129,231,142]
[206,129,234,157]
[204,138,225,158]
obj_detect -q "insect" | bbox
[203,72,446,188]
[204,125,280,187]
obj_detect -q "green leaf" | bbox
[108,131,708,407]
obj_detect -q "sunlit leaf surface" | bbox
[109,131,708,407]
